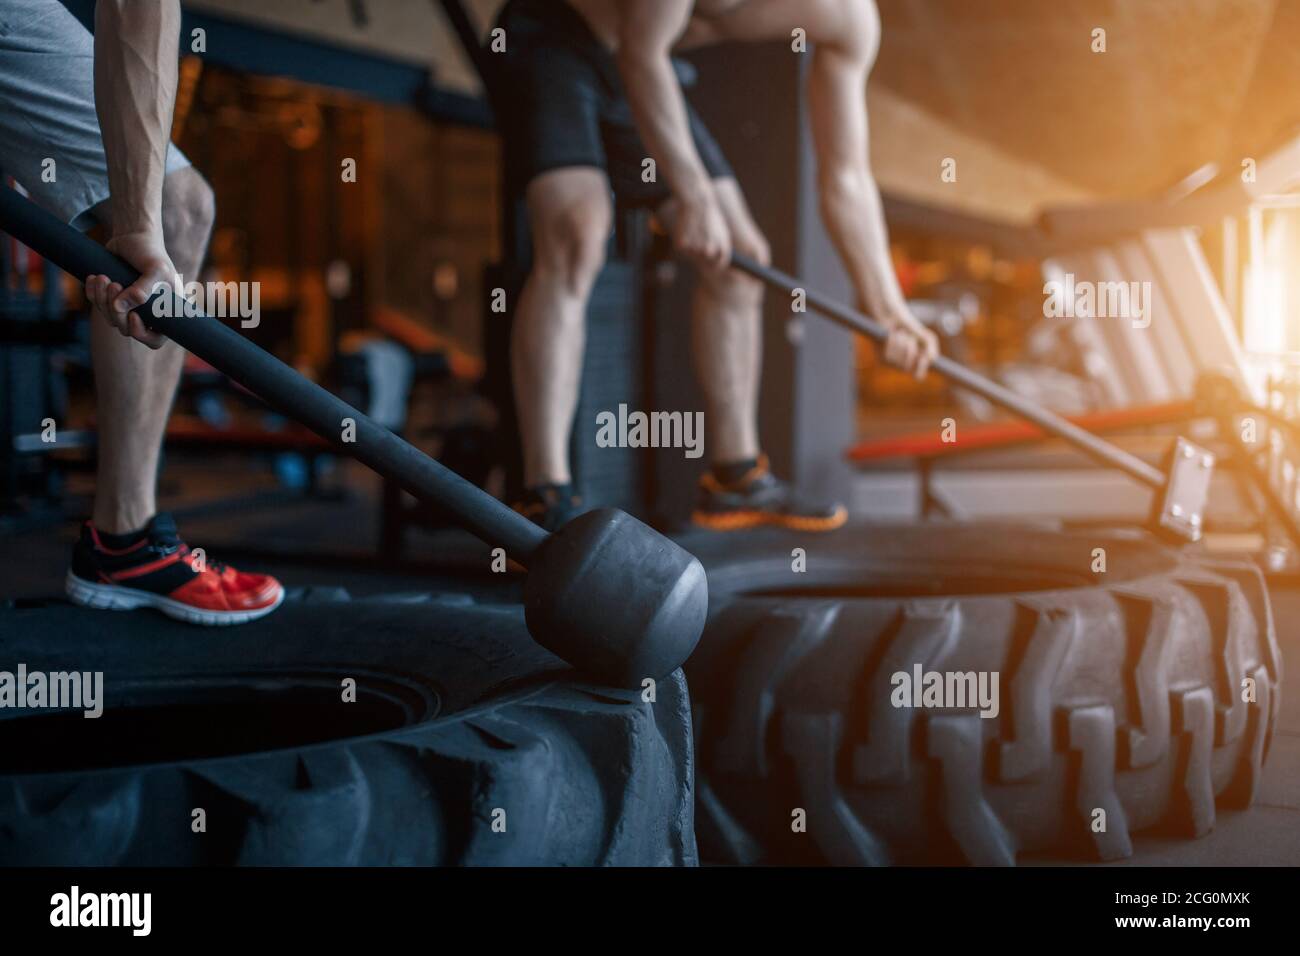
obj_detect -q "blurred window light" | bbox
[1243,197,1300,357]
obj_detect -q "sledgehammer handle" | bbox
[730,251,1167,489]
[0,185,549,561]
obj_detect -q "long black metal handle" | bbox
[0,185,548,562]
[730,251,1168,489]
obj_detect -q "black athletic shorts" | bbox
[489,0,734,207]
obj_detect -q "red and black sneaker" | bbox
[65,514,284,625]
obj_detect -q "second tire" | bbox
[677,523,1281,865]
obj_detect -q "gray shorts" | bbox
[0,0,191,229]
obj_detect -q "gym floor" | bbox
[4,453,1297,867]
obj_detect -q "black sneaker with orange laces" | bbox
[692,454,848,532]
[511,483,584,532]
[65,513,284,626]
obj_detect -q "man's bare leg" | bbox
[662,177,770,466]
[512,166,613,488]
[670,178,846,530]
[89,165,215,533]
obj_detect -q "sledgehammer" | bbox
[729,251,1215,542]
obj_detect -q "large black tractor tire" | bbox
[0,591,696,866]
[677,523,1281,865]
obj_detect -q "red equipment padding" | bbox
[845,401,1197,463]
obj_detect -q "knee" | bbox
[161,168,216,265]
[703,234,769,307]
[534,200,610,297]
[744,232,772,270]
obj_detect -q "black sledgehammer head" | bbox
[523,509,708,687]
